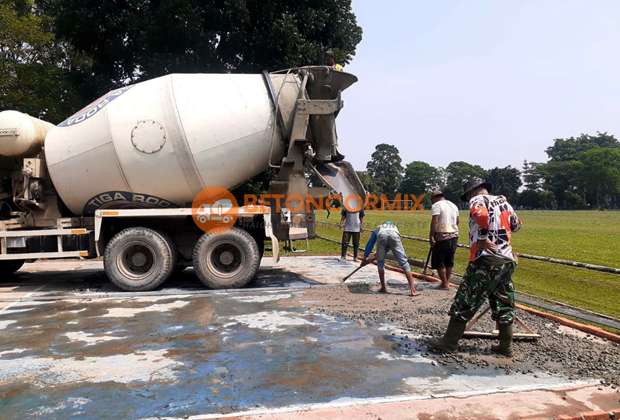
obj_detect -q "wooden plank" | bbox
[463,331,541,339]
[515,316,535,334]
[465,306,491,331]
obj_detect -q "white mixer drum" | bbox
[45,74,287,216]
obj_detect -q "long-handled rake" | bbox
[341,256,375,283]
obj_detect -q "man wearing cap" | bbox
[429,178,522,357]
[429,190,460,290]
[360,222,421,296]
[324,50,344,71]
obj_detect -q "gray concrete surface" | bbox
[0,258,589,420]
[0,256,406,306]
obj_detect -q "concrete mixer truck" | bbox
[0,67,365,291]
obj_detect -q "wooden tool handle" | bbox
[342,257,374,282]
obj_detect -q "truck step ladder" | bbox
[0,225,92,261]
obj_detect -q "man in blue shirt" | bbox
[361,222,421,296]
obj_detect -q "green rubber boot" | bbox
[491,323,515,357]
[428,318,467,353]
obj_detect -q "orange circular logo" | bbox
[192,187,238,234]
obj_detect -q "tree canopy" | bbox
[2,0,362,124]
[365,144,403,196]
[356,133,620,210]
[402,161,442,196]
[0,0,86,123]
[2,2,619,209]
[546,132,620,162]
[442,161,487,204]
[486,166,522,204]
[38,0,363,96]
[577,148,620,208]
[524,133,620,209]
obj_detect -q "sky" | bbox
[338,0,620,172]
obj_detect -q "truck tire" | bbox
[0,260,25,278]
[193,227,260,289]
[104,228,177,291]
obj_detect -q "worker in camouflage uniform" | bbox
[428,178,522,357]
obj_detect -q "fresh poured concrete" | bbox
[0,257,613,420]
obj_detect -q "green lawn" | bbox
[298,209,620,320]
[315,210,620,267]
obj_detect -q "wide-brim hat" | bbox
[460,177,493,202]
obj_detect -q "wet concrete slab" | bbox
[0,257,405,307]
[0,258,590,419]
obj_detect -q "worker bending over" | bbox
[429,178,522,357]
[360,222,421,296]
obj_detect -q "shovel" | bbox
[422,246,433,275]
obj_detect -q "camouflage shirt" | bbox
[468,194,522,262]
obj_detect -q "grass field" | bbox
[296,210,620,320]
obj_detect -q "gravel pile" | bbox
[303,283,620,389]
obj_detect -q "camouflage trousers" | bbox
[448,260,517,325]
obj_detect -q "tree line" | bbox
[358,133,620,210]
[3,2,618,210]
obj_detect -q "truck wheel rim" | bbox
[206,241,244,278]
[117,242,156,280]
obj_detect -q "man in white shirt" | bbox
[429,190,460,290]
[339,209,365,261]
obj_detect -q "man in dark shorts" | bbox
[429,190,459,290]
[339,208,365,261]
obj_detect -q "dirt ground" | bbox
[303,283,620,391]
